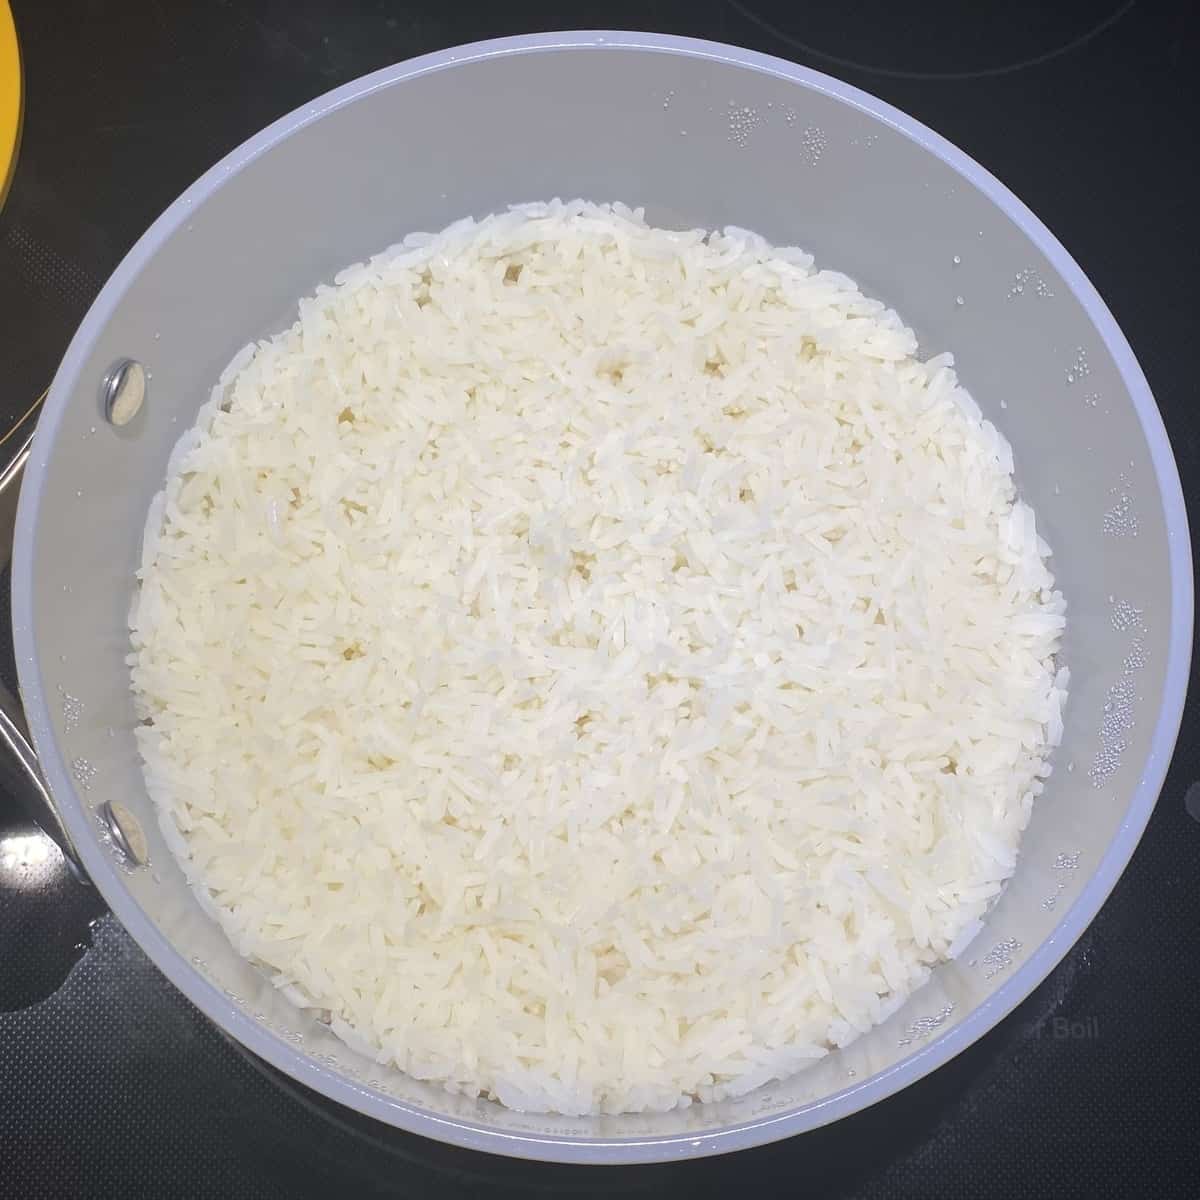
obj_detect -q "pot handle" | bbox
[0,390,90,881]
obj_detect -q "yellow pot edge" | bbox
[1,1,23,211]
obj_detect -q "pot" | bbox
[2,32,1191,1163]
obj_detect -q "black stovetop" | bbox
[2,2,1199,1196]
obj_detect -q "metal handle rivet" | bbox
[101,800,147,866]
[103,359,146,427]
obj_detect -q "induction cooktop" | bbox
[2,2,1197,1196]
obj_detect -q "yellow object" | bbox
[1,1,21,209]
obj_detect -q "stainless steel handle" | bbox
[0,390,42,566]
[0,390,90,880]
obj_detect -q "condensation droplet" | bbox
[727,104,762,148]
[954,296,965,307]
[952,255,961,265]
[62,693,84,732]
[798,125,827,166]
[1102,473,1139,537]
[1007,267,1054,300]
[1090,671,1139,788]
[981,938,1021,979]
[897,1003,955,1046]
[1110,599,1144,633]
[72,756,97,790]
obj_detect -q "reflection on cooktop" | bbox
[0,815,106,1012]
[729,0,1135,79]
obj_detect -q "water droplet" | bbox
[799,126,827,167]
[955,296,965,307]
[727,104,763,149]
[952,255,961,265]
[981,937,1022,979]
[154,331,161,341]
[1000,399,1008,409]
[72,757,97,790]
[62,692,84,732]
[1102,473,1138,537]
[1007,267,1054,301]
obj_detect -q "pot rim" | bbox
[12,31,1193,1164]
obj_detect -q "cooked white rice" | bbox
[129,200,1067,1116]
